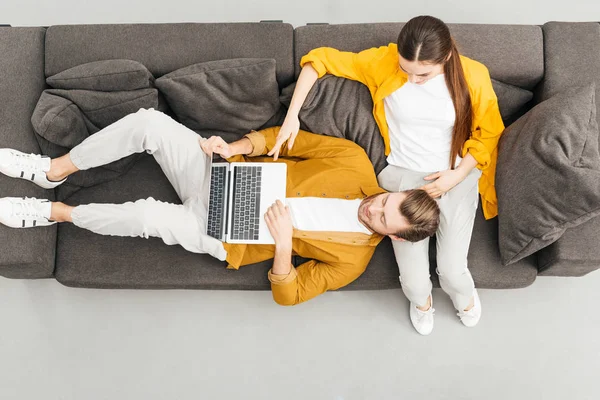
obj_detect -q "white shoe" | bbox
[457,289,482,328]
[409,298,435,336]
[0,148,66,189]
[0,197,55,228]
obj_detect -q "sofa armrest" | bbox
[0,27,57,279]
[537,215,600,277]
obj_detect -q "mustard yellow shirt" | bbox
[224,127,386,306]
[300,44,505,219]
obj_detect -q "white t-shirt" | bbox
[286,198,372,235]
[383,74,460,171]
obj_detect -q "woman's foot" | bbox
[0,197,55,228]
[0,149,67,189]
[409,295,435,335]
[457,289,482,327]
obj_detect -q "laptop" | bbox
[206,161,287,244]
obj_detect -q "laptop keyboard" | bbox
[231,165,262,241]
[207,165,228,240]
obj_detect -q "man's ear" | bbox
[389,234,406,242]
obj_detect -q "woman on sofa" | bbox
[271,15,505,335]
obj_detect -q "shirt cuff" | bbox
[245,130,266,157]
[299,55,327,78]
[268,266,298,285]
[462,139,491,170]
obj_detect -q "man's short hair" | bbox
[395,189,440,242]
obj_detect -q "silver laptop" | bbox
[206,161,287,244]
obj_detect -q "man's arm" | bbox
[263,198,374,306]
[269,256,372,306]
[199,136,253,158]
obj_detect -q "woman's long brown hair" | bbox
[397,15,472,169]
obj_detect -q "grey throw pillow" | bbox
[280,76,387,175]
[155,58,281,135]
[491,79,533,126]
[47,59,154,91]
[496,83,600,265]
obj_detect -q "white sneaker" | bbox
[0,197,55,228]
[457,289,482,328]
[0,148,66,189]
[409,298,435,336]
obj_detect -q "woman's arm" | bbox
[268,64,319,160]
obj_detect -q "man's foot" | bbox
[409,298,435,336]
[457,289,482,328]
[0,197,55,228]
[0,149,66,189]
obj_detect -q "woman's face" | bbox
[398,54,445,85]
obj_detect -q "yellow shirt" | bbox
[300,44,505,219]
[224,127,386,306]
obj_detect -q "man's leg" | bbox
[51,197,226,260]
[49,108,210,204]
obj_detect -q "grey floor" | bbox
[1,270,599,400]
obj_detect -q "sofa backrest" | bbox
[294,23,544,95]
[44,22,295,87]
[540,22,600,129]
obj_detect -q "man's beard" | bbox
[358,193,380,233]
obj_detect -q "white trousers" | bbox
[68,108,227,260]
[377,165,481,311]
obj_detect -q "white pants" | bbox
[68,108,227,260]
[377,165,481,311]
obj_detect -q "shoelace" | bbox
[12,198,46,219]
[11,151,45,172]
[415,307,435,322]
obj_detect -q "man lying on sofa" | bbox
[0,108,440,305]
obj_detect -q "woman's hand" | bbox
[420,169,468,198]
[267,115,300,161]
[199,136,233,158]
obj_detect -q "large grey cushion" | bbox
[496,84,600,265]
[280,76,387,175]
[155,58,281,137]
[31,84,159,201]
[46,59,154,91]
[491,79,533,126]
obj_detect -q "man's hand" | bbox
[264,200,293,250]
[199,136,234,158]
[420,169,468,198]
[267,116,300,161]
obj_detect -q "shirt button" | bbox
[345,195,349,199]
[296,192,301,196]
[322,193,326,197]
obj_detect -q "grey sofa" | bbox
[0,21,598,291]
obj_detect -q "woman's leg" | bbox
[377,165,434,308]
[435,168,482,312]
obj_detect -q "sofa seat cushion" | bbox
[292,202,538,291]
[54,154,272,289]
[54,158,537,290]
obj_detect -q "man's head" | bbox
[358,190,440,242]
